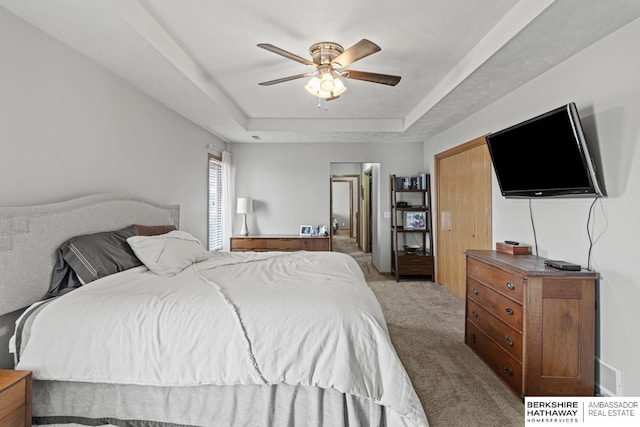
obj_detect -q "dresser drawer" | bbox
[230,238,267,251]
[397,255,433,275]
[300,238,330,251]
[467,279,523,330]
[467,258,525,303]
[1,405,26,427]
[398,255,432,266]
[397,264,433,275]
[231,237,329,252]
[0,370,31,427]
[0,377,25,419]
[265,238,302,250]
[467,299,523,361]
[466,322,523,395]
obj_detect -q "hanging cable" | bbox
[586,197,598,270]
[529,199,539,256]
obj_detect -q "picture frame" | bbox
[403,211,427,230]
[300,225,313,237]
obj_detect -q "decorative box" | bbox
[496,242,530,255]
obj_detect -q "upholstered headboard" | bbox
[0,194,180,315]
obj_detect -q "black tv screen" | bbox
[486,103,603,198]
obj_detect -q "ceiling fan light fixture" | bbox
[332,77,346,96]
[304,76,321,94]
[259,39,397,102]
[305,72,346,99]
[320,72,335,91]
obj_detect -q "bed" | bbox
[1,194,428,427]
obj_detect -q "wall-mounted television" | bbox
[486,102,603,198]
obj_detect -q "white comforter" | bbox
[15,251,428,426]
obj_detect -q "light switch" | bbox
[383,211,391,219]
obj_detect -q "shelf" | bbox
[393,207,428,211]
[390,174,434,282]
[392,225,430,232]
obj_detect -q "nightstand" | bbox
[0,370,32,427]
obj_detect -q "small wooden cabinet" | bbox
[231,236,330,252]
[0,370,32,427]
[465,250,597,397]
[390,174,434,281]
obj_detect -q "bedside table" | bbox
[0,370,32,427]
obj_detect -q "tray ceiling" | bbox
[2,0,640,144]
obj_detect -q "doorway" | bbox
[331,179,356,238]
[435,135,492,299]
[329,163,375,256]
[330,174,361,250]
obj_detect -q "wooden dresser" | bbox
[0,370,32,427]
[465,250,597,397]
[231,235,330,252]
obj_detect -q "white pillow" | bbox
[127,230,208,276]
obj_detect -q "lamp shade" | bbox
[305,73,346,99]
[237,197,253,214]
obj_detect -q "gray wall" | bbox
[231,142,425,272]
[423,17,640,396]
[0,7,225,368]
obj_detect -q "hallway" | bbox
[331,230,387,281]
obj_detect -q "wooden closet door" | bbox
[435,136,492,299]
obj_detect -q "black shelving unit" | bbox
[390,174,434,281]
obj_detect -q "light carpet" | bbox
[331,231,525,427]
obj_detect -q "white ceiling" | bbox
[3,0,640,144]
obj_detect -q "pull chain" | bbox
[316,97,328,111]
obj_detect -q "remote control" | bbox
[544,260,581,271]
[504,240,519,245]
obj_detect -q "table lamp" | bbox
[237,197,253,236]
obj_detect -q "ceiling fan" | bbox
[257,39,401,101]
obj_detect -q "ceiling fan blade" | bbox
[332,39,381,68]
[342,70,401,86]
[258,73,313,86]
[257,43,315,67]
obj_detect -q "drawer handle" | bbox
[506,281,515,291]
[472,310,478,318]
[503,366,513,376]
[471,333,476,344]
[472,288,479,295]
[505,335,513,347]
[505,308,514,316]
[410,268,422,271]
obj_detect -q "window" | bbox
[208,153,223,251]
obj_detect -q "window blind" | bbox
[208,154,223,251]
